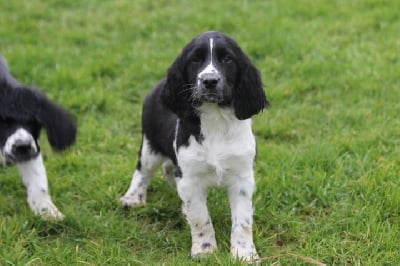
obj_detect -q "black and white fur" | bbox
[121,31,269,261]
[0,55,77,219]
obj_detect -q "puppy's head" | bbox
[0,120,40,163]
[161,31,269,120]
[0,54,77,159]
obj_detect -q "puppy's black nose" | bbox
[202,77,220,90]
[12,140,33,155]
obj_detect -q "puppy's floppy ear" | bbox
[161,55,196,119]
[35,92,77,151]
[233,52,270,120]
[0,55,77,150]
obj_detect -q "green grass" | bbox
[1,0,400,264]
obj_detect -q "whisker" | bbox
[178,84,196,96]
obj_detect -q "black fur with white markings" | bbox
[0,54,76,219]
[0,55,77,162]
[146,31,269,155]
[122,31,269,260]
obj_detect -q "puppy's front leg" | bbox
[17,154,64,220]
[228,177,258,261]
[177,178,217,257]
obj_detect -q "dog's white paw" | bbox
[29,197,64,220]
[191,234,218,258]
[191,242,217,258]
[120,193,146,208]
[231,244,259,262]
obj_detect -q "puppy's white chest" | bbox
[177,125,256,185]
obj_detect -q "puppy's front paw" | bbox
[191,239,217,258]
[120,192,146,209]
[41,208,65,220]
[29,197,64,220]
[231,243,259,262]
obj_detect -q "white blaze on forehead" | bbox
[198,38,219,79]
[210,37,214,62]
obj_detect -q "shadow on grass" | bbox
[29,216,85,238]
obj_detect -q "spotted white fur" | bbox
[122,104,259,260]
[1,128,64,220]
[17,154,64,220]
[176,103,258,259]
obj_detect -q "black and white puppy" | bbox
[0,55,77,219]
[121,31,269,260]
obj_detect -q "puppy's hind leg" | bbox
[17,153,64,220]
[161,160,176,188]
[121,136,164,208]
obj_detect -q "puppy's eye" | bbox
[190,57,202,64]
[221,55,234,64]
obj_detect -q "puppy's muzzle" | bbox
[201,73,221,90]
[3,130,39,163]
[12,139,37,157]
[198,73,224,103]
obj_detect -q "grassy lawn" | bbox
[1,0,399,264]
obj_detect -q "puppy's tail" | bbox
[36,93,77,151]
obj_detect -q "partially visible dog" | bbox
[121,31,269,261]
[0,55,77,219]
